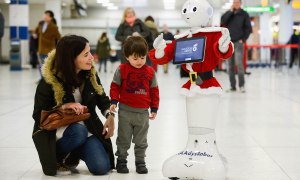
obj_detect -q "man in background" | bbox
[221,0,252,93]
[0,10,4,63]
[288,29,300,69]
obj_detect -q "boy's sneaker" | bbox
[56,162,72,175]
[116,159,129,174]
[240,86,246,93]
[226,88,236,93]
[135,161,148,174]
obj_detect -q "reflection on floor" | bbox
[0,63,300,180]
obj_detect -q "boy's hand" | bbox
[110,104,117,113]
[149,112,157,120]
[102,115,115,139]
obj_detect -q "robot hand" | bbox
[218,28,231,53]
[153,33,167,59]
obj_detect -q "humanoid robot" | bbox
[148,0,234,179]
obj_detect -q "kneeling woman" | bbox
[32,35,115,176]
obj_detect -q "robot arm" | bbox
[148,33,175,65]
[153,33,167,58]
[218,28,231,53]
[213,28,234,60]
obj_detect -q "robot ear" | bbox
[206,6,213,17]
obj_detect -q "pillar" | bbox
[259,13,273,65]
[278,0,293,64]
[9,0,29,70]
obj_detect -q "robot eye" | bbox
[183,8,187,13]
[193,7,197,12]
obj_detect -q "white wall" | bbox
[2,3,300,59]
[0,4,44,59]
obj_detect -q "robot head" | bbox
[181,0,213,27]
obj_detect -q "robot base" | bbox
[162,133,226,180]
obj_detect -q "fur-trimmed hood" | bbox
[42,50,104,106]
[144,20,158,30]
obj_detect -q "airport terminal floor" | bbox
[0,63,300,180]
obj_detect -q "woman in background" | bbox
[115,7,151,64]
[96,32,111,73]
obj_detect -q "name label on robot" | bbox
[177,150,213,157]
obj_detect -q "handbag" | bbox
[40,107,91,131]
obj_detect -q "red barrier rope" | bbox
[246,44,299,49]
[242,44,299,70]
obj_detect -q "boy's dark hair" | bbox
[123,36,148,58]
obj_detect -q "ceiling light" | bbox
[273,3,280,8]
[107,6,119,10]
[165,6,175,10]
[102,2,114,7]
[5,0,11,3]
[97,0,109,4]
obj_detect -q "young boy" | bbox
[110,36,159,174]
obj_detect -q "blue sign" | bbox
[173,36,206,64]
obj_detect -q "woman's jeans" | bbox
[56,123,111,175]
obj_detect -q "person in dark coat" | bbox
[221,0,252,93]
[29,29,39,68]
[288,29,300,68]
[0,10,4,62]
[144,15,159,71]
[115,7,151,64]
[32,35,115,176]
[96,32,111,72]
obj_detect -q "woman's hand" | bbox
[149,112,157,120]
[102,114,115,139]
[110,104,117,113]
[62,103,87,115]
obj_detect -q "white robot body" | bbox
[157,0,231,179]
[162,95,226,180]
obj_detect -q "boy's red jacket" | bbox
[110,63,159,113]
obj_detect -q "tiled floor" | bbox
[0,63,300,180]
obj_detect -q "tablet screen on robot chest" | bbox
[173,36,206,64]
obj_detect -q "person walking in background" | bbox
[115,7,151,64]
[0,10,4,63]
[288,29,300,68]
[96,32,111,73]
[29,29,39,68]
[161,24,174,73]
[109,48,120,73]
[110,36,159,174]
[144,16,159,71]
[35,10,61,77]
[221,0,252,93]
